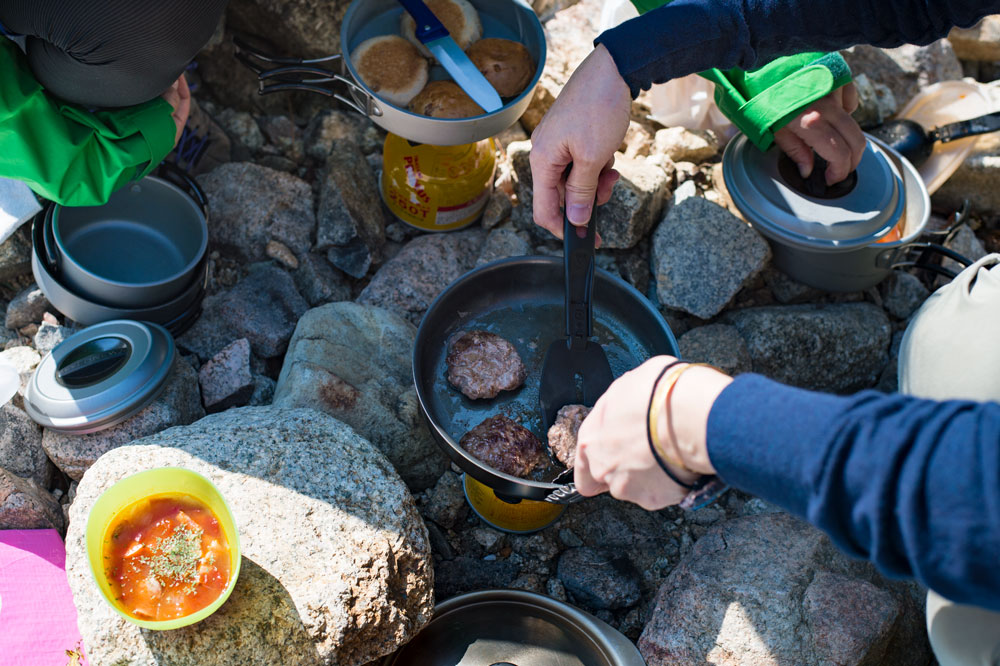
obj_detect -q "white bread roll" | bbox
[351,35,429,107]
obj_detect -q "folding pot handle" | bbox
[156,161,209,217]
[40,205,61,275]
[232,37,382,117]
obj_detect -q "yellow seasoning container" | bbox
[381,133,496,232]
[463,474,566,534]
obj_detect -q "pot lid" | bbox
[381,590,645,666]
[24,320,174,434]
[723,134,905,248]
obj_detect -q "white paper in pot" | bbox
[0,360,18,407]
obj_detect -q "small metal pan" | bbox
[413,256,679,504]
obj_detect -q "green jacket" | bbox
[0,38,176,207]
[628,0,853,151]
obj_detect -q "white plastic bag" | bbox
[599,0,736,139]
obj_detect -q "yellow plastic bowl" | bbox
[84,467,242,630]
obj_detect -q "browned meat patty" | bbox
[446,330,527,400]
[547,404,591,468]
[460,414,548,478]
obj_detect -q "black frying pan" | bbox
[413,256,679,504]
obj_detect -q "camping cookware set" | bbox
[30,162,209,335]
[233,0,546,147]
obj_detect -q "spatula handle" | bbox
[931,110,1000,144]
[397,0,450,42]
[563,194,597,347]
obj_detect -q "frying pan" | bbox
[413,256,679,504]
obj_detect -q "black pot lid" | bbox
[723,133,905,248]
[24,320,174,434]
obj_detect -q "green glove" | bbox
[700,52,853,151]
[624,0,853,151]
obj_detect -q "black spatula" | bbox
[539,203,614,430]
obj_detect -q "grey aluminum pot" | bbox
[234,0,546,146]
[723,134,933,292]
[45,166,208,308]
[378,590,646,665]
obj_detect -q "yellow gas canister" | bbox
[463,474,566,534]
[381,133,496,232]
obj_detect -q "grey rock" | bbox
[0,345,40,396]
[198,338,255,413]
[943,218,989,276]
[258,115,303,162]
[227,0,352,72]
[880,271,930,320]
[678,324,753,376]
[471,527,506,553]
[763,266,823,304]
[841,42,962,116]
[876,328,906,394]
[0,468,65,532]
[481,190,513,229]
[547,577,569,601]
[934,134,1000,220]
[948,16,1000,61]
[293,253,351,307]
[32,322,72,355]
[304,111,374,161]
[215,108,265,154]
[638,513,929,665]
[425,520,455,560]
[652,197,771,319]
[199,162,314,261]
[5,285,51,330]
[435,556,520,599]
[41,359,205,480]
[265,239,299,270]
[476,228,532,266]
[273,302,448,490]
[316,137,387,278]
[741,497,785,516]
[652,127,719,164]
[0,403,52,486]
[0,225,33,282]
[597,156,671,250]
[725,302,891,392]
[421,471,467,529]
[619,251,650,294]
[851,73,898,129]
[559,528,584,548]
[688,506,724,526]
[179,264,309,360]
[358,229,486,325]
[557,547,641,610]
[65,407,433,666]
[248,374,276,407]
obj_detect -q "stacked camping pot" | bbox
[722,133,938,291]
[31,163,209,336]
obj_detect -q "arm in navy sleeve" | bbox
[707,373,1000,611]
[596,0,1000,96]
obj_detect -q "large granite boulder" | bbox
[357,229,486,325]
[652,196,771,319]
[678,324,753,376]
[199,162,315,262]
[0,467,65,532]
[596,155,671,250]
[41,359,205,480]
[226,0,351,58]
[639,513,931,666]
[724,302,892,393]
[840,42,963,116]
[65,407,434,666]
[948,15,1000,61]
[273,302,447,490]
[0,402,53,486]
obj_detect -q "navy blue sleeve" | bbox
[707,374,1000,611]
[596,0,1000,96]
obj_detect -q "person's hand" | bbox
[529,44,631,241]
[773,82,865,185]
[574,356,732,510]
[161,74,191,146]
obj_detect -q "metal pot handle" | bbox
[156,161,209,217]
[233,37,382,118]
[40,204,61,275]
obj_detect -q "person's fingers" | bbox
[564,157,608,226]
[530,142,571,239]
[840,82,859,114]
[595,158,619,206]
[789,110,855,185]
[573,443,607,497]
[773,128,816,178]
[823,101,866,174]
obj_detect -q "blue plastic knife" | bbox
[398,0,504,113]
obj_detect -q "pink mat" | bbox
[0,530,88,666]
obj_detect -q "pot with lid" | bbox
[234,0,546,146]
[722,133,971,292]
[377,590,646,665]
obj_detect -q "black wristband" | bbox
[647,360,701,490]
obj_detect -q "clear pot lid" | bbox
[722,134,906,248]
[24,320,174,434]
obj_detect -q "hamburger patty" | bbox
[446,330,527,400]
[547,404,591,468]
[460,414,548,478]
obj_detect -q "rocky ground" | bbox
[2,1,1000,664]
